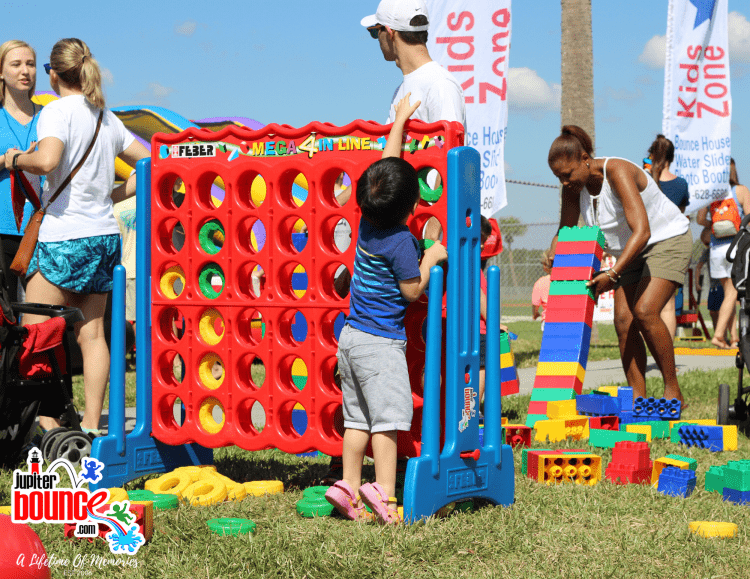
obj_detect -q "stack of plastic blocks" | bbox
[521,448,588,477]
[505,424,532,447]
[533,416,588,443]
[669,419,717,443]
[632,396,682,420]
[677,424,738,452]
[621,420,671,441]
[576,391,620,416]
[605,441,652,484]
[500,331,520,396]
[722,460,750,504]
[589,428,646,449]
[651,455,697,485]
[657,466,697,498]
[525,226,604,427]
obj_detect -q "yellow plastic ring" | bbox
[160,266,186,300]
[226,484,248,502]
[243,481,284,497]
[144,471,193,497]
[198,353,224,390]
[198,397,225,434]
[182,480,227,506]
[106,488,129,503]
[689,521,738,538]
[199,309,225,346]
[173,465,216,482]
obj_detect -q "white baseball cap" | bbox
[361,0,430,32]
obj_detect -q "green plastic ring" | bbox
[127,490,157,502]
[198,264,225,299]
[207,517,257,536]
[296,496,334,518]
[198,219,224,255]
[419,239,435,253]
[418,168,443,203]
[302,486,330,499]
[150,493,180,510]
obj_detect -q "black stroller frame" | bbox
[0,237,88,467]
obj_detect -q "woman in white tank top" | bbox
[545,125,692,408]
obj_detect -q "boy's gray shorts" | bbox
[337,324,413,433]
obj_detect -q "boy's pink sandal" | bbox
[359,482,400,524]
[324,480,366,521]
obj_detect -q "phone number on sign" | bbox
[692,188,727,201]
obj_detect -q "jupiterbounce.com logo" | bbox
[11,448,144,555]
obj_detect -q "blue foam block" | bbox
[658,466,696,498]
[576,393,620,416]
[553,254,601,270]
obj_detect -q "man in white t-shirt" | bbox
[361,0,466,128]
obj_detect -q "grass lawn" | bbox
[3,362,749,578]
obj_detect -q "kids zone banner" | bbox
[663,0,732,213]
[426,0,511,217]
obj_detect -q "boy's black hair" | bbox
[480,215,492,238]
[356,157,419,229]
[398,15,429,45]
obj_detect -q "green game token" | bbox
[302,486,330,499]
[198,264,225,299]
[417,168,443,202]
[151,493,180,510]
[207,518,256,536]
[127,490,157,502]
[198,219,224,255]
[296,496,334,518]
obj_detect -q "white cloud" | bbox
[148,82,174,99]
[729,11,750,62]
[100,67,114,86]
[606,86,643,102]
[175,20,197,36]
[638,35,665,69]
[507,67,560,114]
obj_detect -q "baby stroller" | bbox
[720,214,750,434]
[0,239,87,467]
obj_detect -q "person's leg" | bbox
[23,273,70,430]
[341,428,369,493]
[713,278,737,349]
[371,430,398,498]
[66,292,109,431]
[729,304,739,346]
[630,277,683,403]
[613,284,648,398]
[659,294,677,341]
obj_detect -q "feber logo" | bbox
[11,448,145,555]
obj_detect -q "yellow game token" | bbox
[688,521,738,538]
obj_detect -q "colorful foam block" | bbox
[553,240,604,260]
[723,487,750,505]
[724,460,750,491]
[589,416,619,431]
[551,266,598,282]
[549,280,595,299]
[678,425,724,451]
[505,425,532,447]
[705,465,725,493]
[625,424,652,442]
[658,466,696,498]
[532,375,584,393]
[546,399,578,419]
[552,253,602,270]
[651,457,692,485]
[633,396,681,420]
[576,393,620,416]
[538,454,601,486]
[557,226,606,246]
[589,428,646,449]
[534,417,587,443]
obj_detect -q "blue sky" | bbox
[5,1,750,230]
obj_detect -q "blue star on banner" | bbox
[690,0,716,29]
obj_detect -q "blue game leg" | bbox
[91,158,212,490]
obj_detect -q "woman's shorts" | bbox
[337,324,413,433]
[708,281,725,312]
[617,229,692,288]
[709,242,733,279]
[28,234,120,294]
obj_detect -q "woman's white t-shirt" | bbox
[36,95,135,242]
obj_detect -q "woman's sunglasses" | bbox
[368,25,385,39]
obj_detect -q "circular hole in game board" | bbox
[319,263,350,300]
[197,262,225,299]
[279,170,309,210]
[197,172,225,210]
[417,167,443,204]
[319,356,341,395]
[319,403,344,440]
[279,355,307,393]
[332,171,352,207]
[198,353,224,391]
[236,263,265,300]
[319,214,352,255]
[156,218,184,255]
[237,217,266,255]
[237,353,265,391]
[197,308,224,346]
[236,308,264,347]
[158,351,185,386]
[320,310,346,348]
[279,262,307,300]
[158,174,185,210]
[197,397,224,435]
[197,218,225,255]
[237,171,266,209]
[279,310,307,347]
[158,307,186,343]
[278,215,308,254]
[155,394,185,432]
[236,399,265,436]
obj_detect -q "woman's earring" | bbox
[586,163,590,168]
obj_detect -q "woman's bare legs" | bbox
[659,294,677,341]
[24,273,109,431]
[712,277,737,348]
[614,277,683,403]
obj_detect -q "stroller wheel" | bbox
[718,383,731,425]
[50,431,93,466]
[40,427,70,463]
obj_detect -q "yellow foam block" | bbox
[651,457,690,485]
[500,352,514,368]
[538,454,601,486]
[597,386,618,397]
[536,362,586,382]
[668,418,717,434]
[723,424,738,451]
[689,521,738,538]
[547,399,578,419]
[626,424,652,442]
[534,417,587,443]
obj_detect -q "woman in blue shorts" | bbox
[4,38,148,435]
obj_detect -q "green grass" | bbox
[3,364,749,578]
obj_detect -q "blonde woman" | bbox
[0,40,41,302]
[4,38,149,436]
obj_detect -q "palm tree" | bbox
[561,0,595,146]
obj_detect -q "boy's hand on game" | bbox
[423,242,447,265]
[394,92,421,125]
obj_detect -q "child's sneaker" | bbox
[359,482,401,525]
